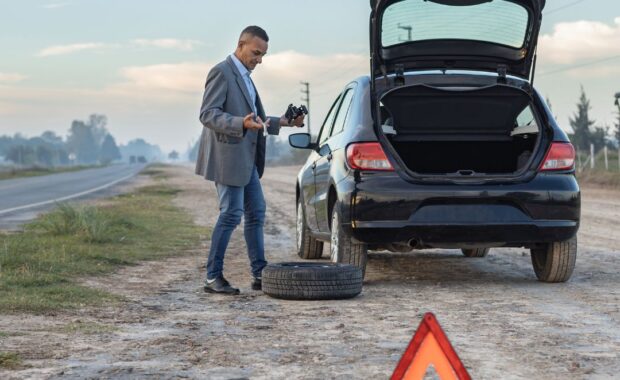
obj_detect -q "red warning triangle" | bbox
[391,313,471,380]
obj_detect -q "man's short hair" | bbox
[239,26,269,43]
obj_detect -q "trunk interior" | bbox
[380,84,540,176]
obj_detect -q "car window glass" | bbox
[381,0,529,49]
[318,95,341,145]
[516,106,537,128]
[331,89,355,137]
[511,106,539,135]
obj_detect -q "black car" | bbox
[290,0,579,282]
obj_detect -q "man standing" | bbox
[195,26,304,295]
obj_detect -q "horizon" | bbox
[1,0,620,153]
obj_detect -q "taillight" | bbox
[346,142,394,171]
[539,142,575,171]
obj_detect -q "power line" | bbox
[538,54,620,77]
[544,0,586,15]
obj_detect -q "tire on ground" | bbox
[461,248,490,257]
[262,262,363,300]
[530,236,577,283]
[330,202,368,278]
[296,199,324,259]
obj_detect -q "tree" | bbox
[99,134,121,164]
[614,110,620,147]
[66,120,99,164]
[187,141,199,162]
[569,86,596,152]
[40,131,64,146]
[119,138,164,162]
[88,114,109,146]
[168,150,179,161]
[6,145,36,165]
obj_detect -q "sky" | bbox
[1,0,619,153]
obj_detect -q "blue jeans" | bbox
[207,167,267,280]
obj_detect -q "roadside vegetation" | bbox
[0,166,204,313]
[0,165,104,181]
[0,352,23,370]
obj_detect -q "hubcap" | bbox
[330,210,339,263]
[296,202,303,250]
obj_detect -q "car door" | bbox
[304,94,341,232]
[315,86,356,233]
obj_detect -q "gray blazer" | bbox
[195,56,281,187]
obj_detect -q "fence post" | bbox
[590,144,595,169]
[604,146,609,170]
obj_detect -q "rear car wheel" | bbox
[461,248,490,257]
[330,203,368,278]
[262,262,363,300]
[296,199,323,259]
[530,236,577,283]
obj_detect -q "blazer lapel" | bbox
[226,56,254,113]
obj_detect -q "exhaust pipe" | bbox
[408,238,419,249]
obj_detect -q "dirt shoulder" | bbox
[1,165,619,379]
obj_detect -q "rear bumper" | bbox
[341,171,580,247]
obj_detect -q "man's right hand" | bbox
[243,113,265,130]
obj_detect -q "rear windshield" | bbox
[381,0,530,48]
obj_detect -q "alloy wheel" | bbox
[296,202,304,252]
[330,210,339,263]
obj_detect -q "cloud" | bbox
[0,51,370,149]
[131,39,204,51]
[0,72,28,83]
[42,2,70,9]
[538,18,620,65]
[37,43,112,57]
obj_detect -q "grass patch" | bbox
[0,179,205,313]
[140,163,172,180]
[58,321,118,335]
[0,352,23,370]
[0,165,103,181]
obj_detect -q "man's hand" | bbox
[243,113,268,130]
[279,114,305,127]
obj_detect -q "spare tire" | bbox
[262,262,363,300]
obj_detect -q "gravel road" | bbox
[1,165,618,379]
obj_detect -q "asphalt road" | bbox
[0,164,147,230]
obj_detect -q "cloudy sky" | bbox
[1,0,619,153]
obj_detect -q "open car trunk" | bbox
[380,84,541,177]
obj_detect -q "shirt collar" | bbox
[230,53,251,77]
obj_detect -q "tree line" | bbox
[566,86,620,153]
[1,114,165,167]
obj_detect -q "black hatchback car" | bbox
[289,0,579,282]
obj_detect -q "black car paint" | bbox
[294,73,579,249]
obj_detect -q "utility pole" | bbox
[398,23,412,42]
[300,81,310,134]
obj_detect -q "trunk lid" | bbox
[370,0,545,82]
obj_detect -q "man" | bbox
[195,26,304,295]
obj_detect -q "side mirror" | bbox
[289,133,316,150]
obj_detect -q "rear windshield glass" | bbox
[381,0,530,48]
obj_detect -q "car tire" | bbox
[262,262,363,300]
[530,236,577,283]
[296,199,324,259]
[330,203,368,278]
[461,248,490,257]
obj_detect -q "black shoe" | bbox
[251,277,262,291]
[204,276,240,295]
